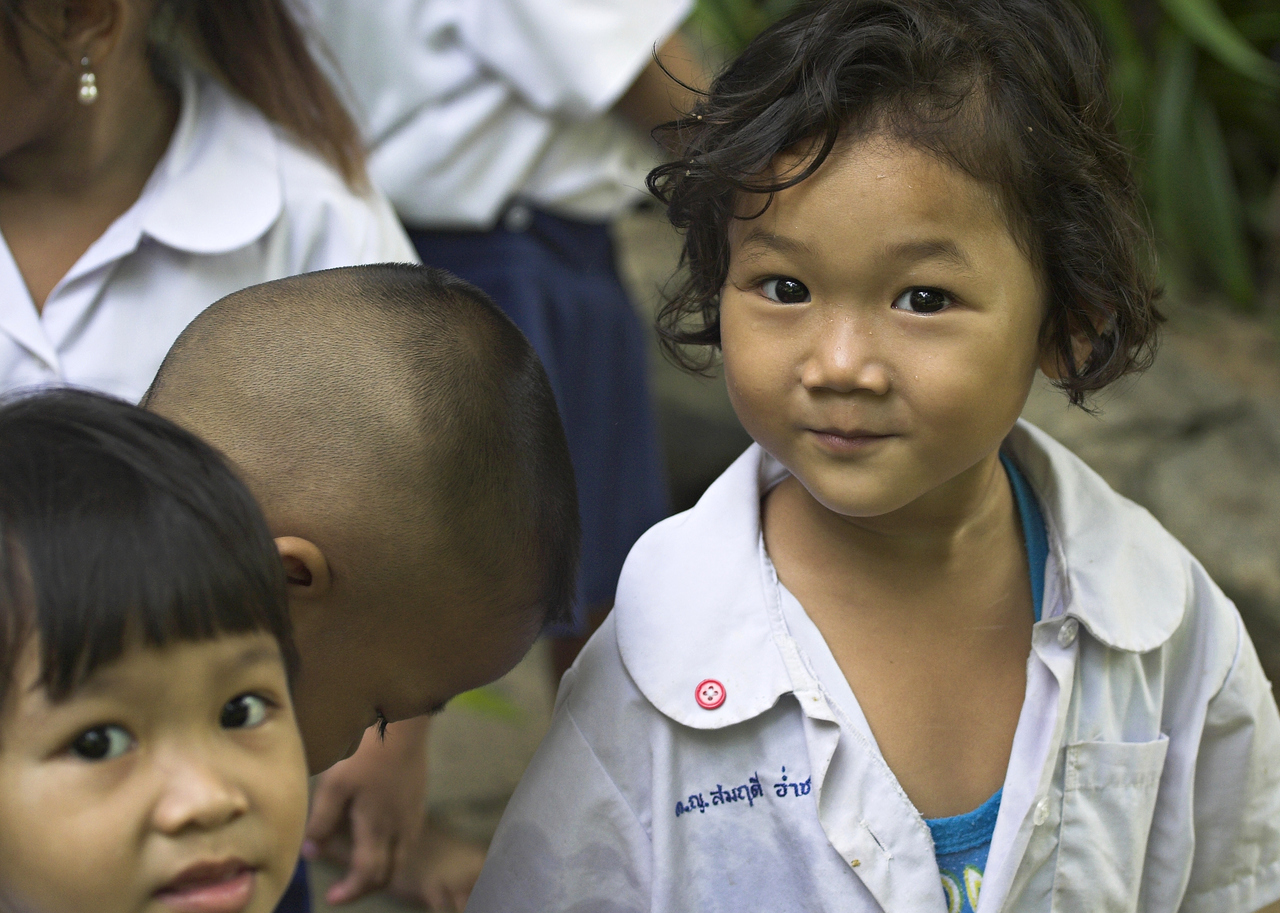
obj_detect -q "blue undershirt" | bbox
[924,451,1047,913]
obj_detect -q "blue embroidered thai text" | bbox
[712,774,764,808]
[675,769,811,818]
[675,773,764,817]
[674,793,708,817]
[773,766,812,798]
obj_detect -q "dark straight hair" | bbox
[0,389,294,708]
[174,0,366,186]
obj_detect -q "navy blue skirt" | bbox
[410,209,669,632]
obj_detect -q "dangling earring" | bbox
[77,56,98,106]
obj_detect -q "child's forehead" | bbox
[9,631,285,713]
[728,134,1013,245]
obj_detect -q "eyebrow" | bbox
[732,228,817,261]
[57,640,283,700]
[226,643,286,671]
[733,229,973,272]
[881,239,973,270]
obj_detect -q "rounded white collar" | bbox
[615,421,1189,728]
[140,69,283,255]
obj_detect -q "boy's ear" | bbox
[275,536,332,599]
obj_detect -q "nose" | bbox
[800,309,891,395]
[151,743,250,835]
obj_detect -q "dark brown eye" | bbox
[762,277,810,304]
[221,694,269,729]
[892,288,952,313]
[71,725,132,761]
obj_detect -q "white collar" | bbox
[140,69,283,254]
[616,420,1188,727]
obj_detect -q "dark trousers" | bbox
[409,208,669,632]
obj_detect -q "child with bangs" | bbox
[0,388,309,913]
[467,1,1280,911]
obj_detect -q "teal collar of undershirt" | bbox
[1000,449,1048,623]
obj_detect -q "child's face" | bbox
[721,135,1047,525]
[0,632,308,913]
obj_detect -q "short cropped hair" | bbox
[146,264,580,632]
[649,0,1163,406]
[350,265,582,630]
[0,389,294,710]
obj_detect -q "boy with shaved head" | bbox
[144,263,579,906]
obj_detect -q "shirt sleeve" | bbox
[467,695,652,913]
[1181,614,1280,913]
[351,188,420,264]
[287,182,420,271]
[457,0,692,118]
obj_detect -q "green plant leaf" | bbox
[1232,11,1280,43]
[1158,0,1280,88]
[1149,33,1199,255]
[1186,91,1256,303]
[450,686,524,723]
[1082,0,1151,139]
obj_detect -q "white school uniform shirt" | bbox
[0,69,417,405]
[469,421,1280,913]
[303,0,692,229]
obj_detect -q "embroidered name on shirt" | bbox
[674,767,810,818]
[773,766,812,799]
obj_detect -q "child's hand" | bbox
[303,716,431,905]
[388,825,488,912]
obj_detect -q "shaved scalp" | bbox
[145,264,579,630]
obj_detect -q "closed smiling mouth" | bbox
[155,859,256,913]
[810,426,893,438]
[807,427,897,451]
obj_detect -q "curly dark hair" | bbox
[649,0,1163,407]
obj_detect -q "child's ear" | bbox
[1040,324,1097,381]
[275,536,332,599]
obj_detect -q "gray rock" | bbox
[1023,328,1280,685]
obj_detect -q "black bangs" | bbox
[0,389,293,704]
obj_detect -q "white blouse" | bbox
[0,69,417,404]
[304,0,692,229]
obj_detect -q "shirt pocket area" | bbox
[1051,735,1169,912]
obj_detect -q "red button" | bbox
[695,679,726,709]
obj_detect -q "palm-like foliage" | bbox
[689,0,1280,308]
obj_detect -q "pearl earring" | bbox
[78,56,98,105]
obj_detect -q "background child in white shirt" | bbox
[467,0,1280,910]
[0,0,415,403]
[0,389,309,913]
